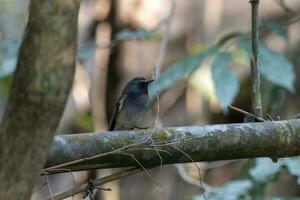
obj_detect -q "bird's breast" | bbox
[115,94,149,130]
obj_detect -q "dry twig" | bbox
[168,145,207,200]
[228,105,265,122]
[44,175,53,200]
[47,168,142,200]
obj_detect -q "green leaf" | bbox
[259,43,295,92]
[265,20,288,38]
[192,180,252,200]
[249,158,282,183]
[211,53,239,108]
[238,37,251,56]
[115,28,153,40]
[148,47,218,101]
[238,37,295,92]
[282,157,300,185]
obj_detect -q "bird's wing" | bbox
[108,94,127,131]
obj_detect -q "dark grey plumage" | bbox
[108,77,153,131]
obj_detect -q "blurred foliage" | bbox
[261,82,284,115]
[187,157,300,200]
[259,43,295,92]
[150,29,295,110]
[1,21,295,111]
[0,28,155,75]
[238,36,295,92]
[75,113,94,132]
[283,157,300,185]
[149,47,217,101]
[249,158,282,183]
[265,20,288,39]
[211,53,239,108]
[191,180,253,200]
[77,28,155,60]
[160,19,298,199]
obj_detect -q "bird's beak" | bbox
[147,79,154,86]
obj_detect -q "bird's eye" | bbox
[138,81,144,87]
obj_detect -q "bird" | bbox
[108,77,154,131]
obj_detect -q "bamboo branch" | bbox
[44,119,300,173]
[250,0,263,118]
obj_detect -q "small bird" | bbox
[108,77,154,131]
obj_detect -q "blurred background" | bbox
[1,0,300,199]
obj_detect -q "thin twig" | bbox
[87,189,95,200]
[41,168,74,175]
[69,172,76,200]
[44,175,53,200]
[149,1,176,199]
[43,136,149,172]
[154,0,176,76]
[285,15,300,25]
[228,105,265,122]
[43,134,195,173]
[175,164,214,196]
[249,0,263,118]
[120,152,159,186]
[265,113,274,121]
[48,168,142,200]
[292,113,300,119]
[151,0,176,132]
[128,147,172,155]
[168,145,206,200]
[32,181,46,194]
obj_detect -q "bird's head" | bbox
[122,77,154,96]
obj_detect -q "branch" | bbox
[0,1,79,199]
[47,168,142,200]
[44,119,300,173]
[250,0,263,118]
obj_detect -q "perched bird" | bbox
[108,77,154,131]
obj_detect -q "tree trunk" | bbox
[0,0,80,199]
